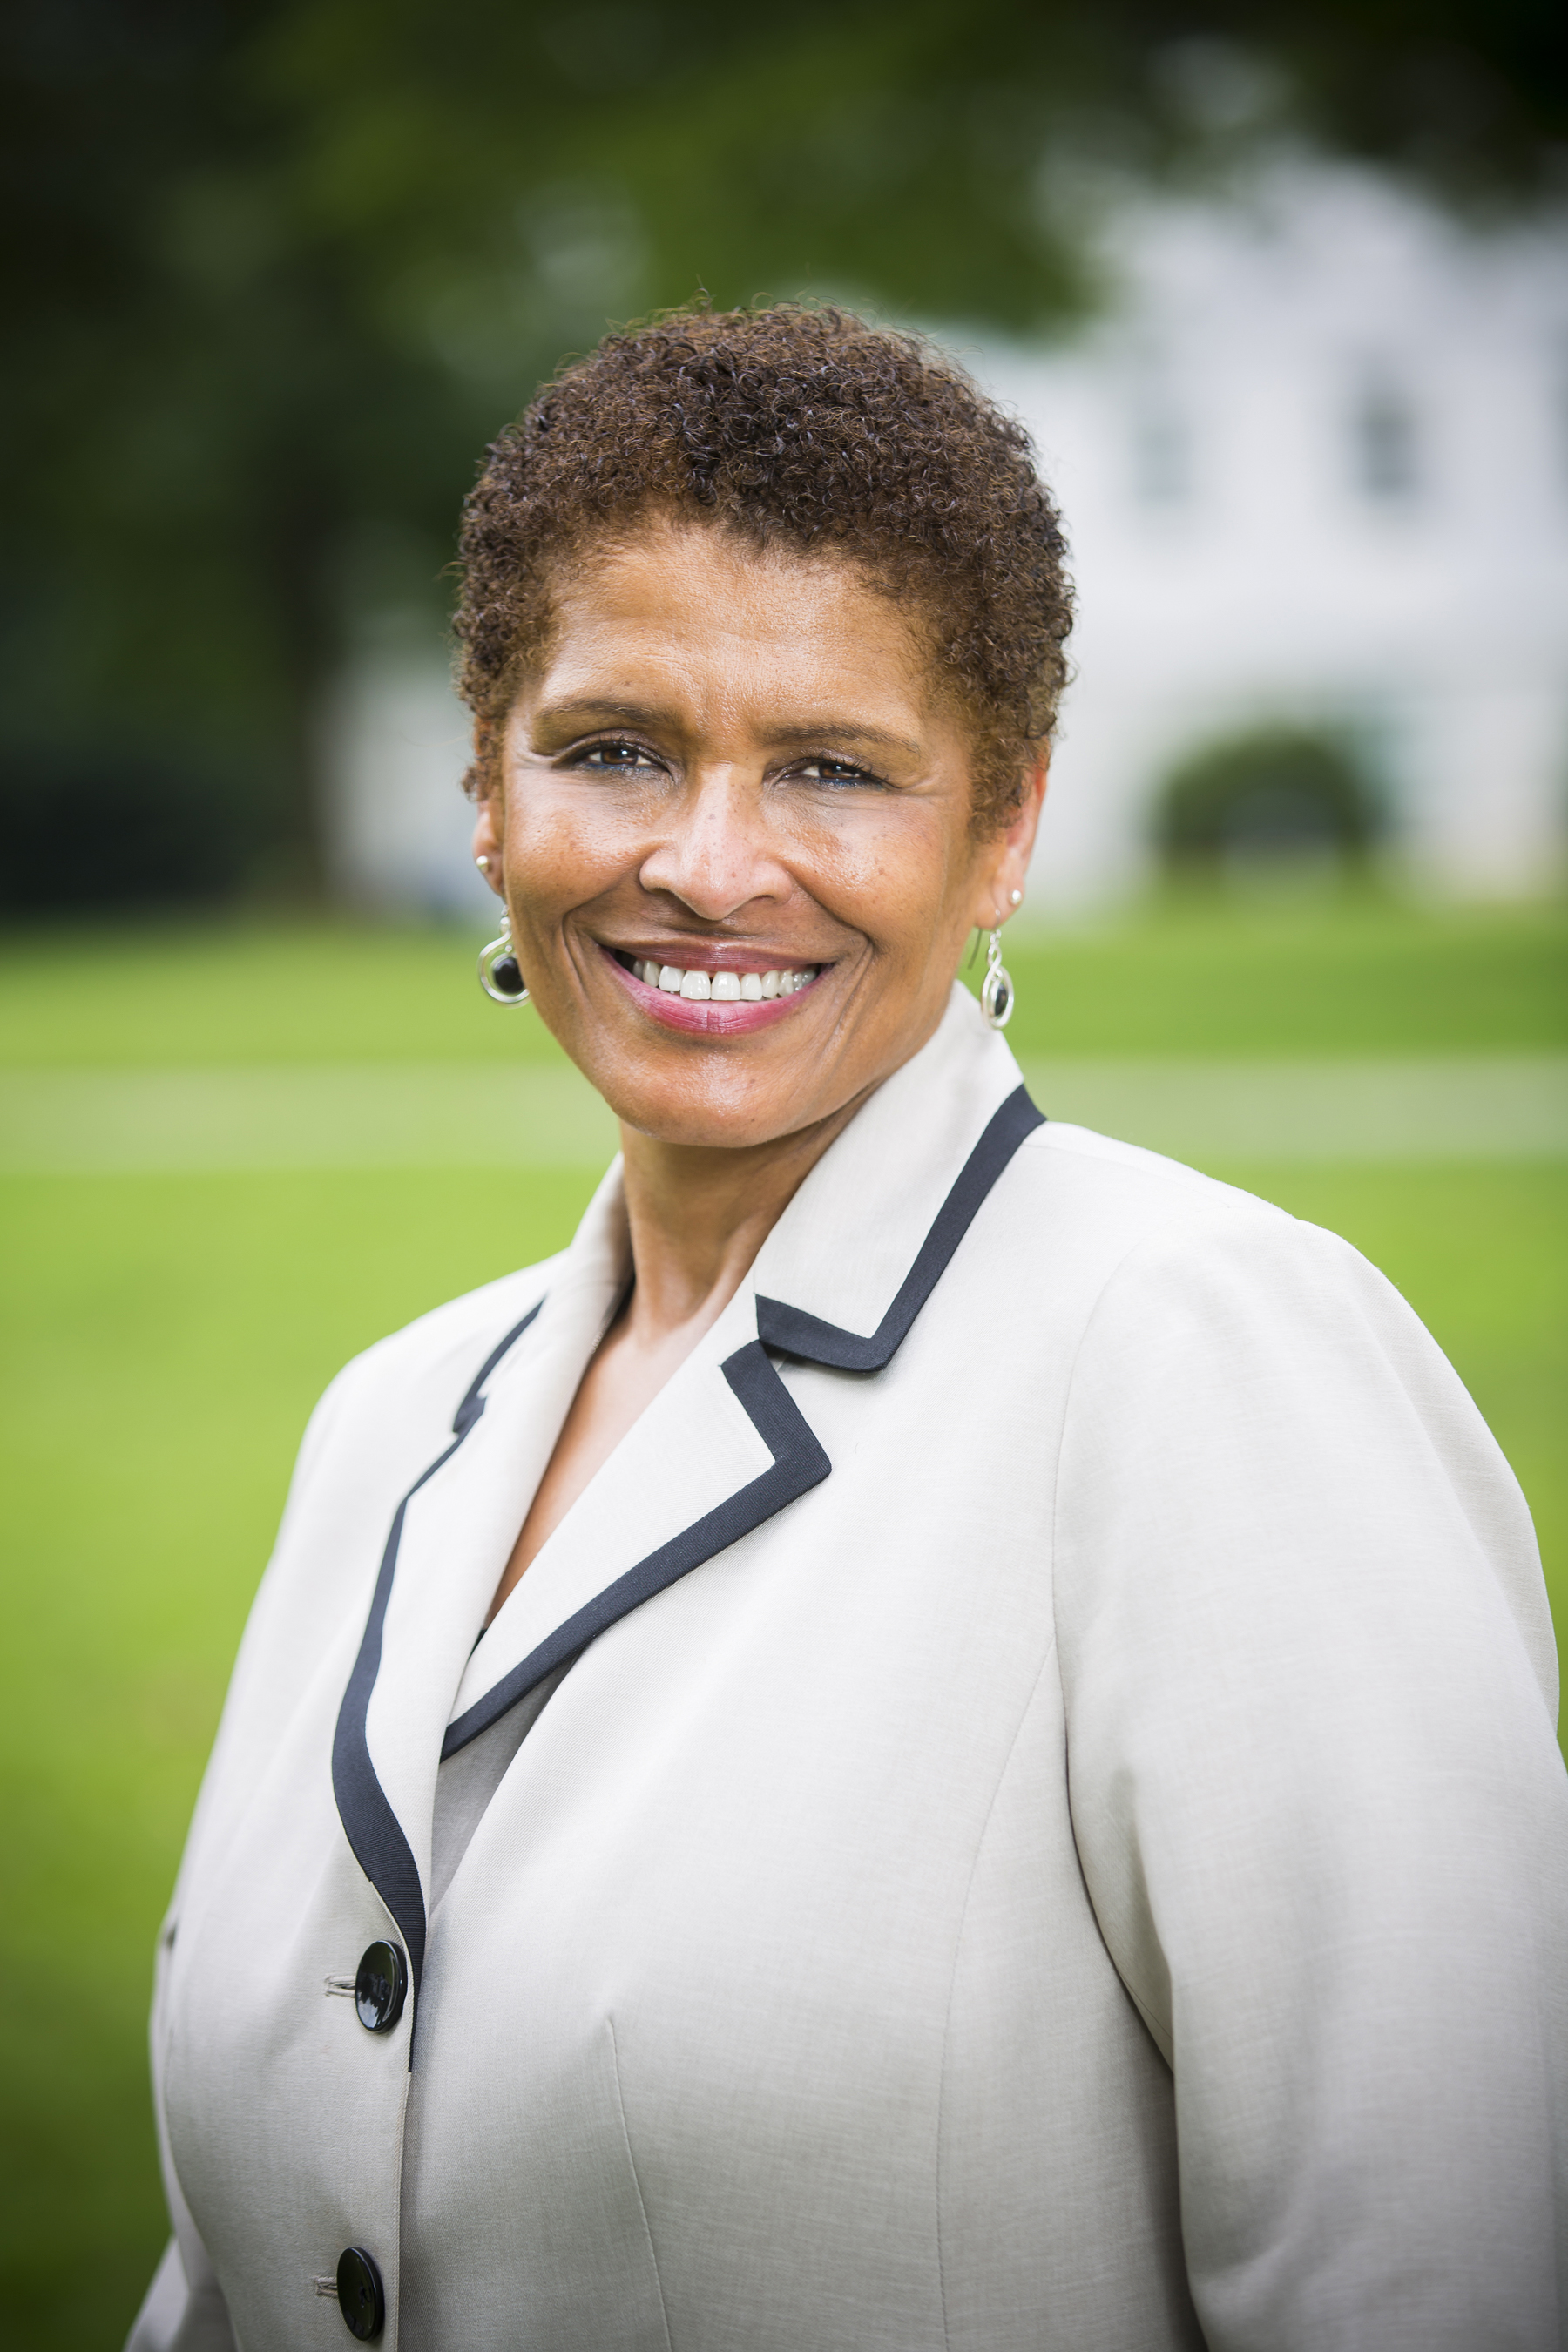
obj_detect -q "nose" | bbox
[636,769,790,923]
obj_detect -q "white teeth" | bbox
[633,956,816,999]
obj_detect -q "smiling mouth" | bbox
[610,950,821,1003]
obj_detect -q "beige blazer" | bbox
[130,988,1568,2352]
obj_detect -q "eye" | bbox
[572,740,665,775]
[792,756,887,789]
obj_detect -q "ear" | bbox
[471,787,504,892]
[470,710,505,884]
[971,753,1048,929]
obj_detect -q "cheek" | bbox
[504,785,639,907]
[798,805,965,950]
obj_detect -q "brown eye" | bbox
[580,741,661,773]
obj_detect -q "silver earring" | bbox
[980,929,1015,1030]
[477,906,528,1004]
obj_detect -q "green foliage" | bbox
[1151,727,1382,872]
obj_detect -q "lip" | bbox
[598,943,825,1037]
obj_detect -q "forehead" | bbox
[525,520,936,727]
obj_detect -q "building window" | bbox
[1132,395,1191,505]
[1352,379,1420,501]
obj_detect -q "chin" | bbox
[595,1068,803,1153]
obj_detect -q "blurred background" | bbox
[2,2,1565,2343]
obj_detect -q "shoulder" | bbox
[1023,1122,1551,1703]
[999,1113,1347,1310]
[339,1253,562,1402]
[288,1252,565,1502]
[233,1252,565,1681]
[1007,1114,1458,1401]
[995,1116,1503,1470]
[1022,1117,1399,1335]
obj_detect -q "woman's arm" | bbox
[125,2238,234,2352]
[125,1355,367,2352]
[125,1923,236,2352]
[1055,1198,1567,2351]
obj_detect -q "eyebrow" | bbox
[767,720,923,760]
[531,700,922,761]
[531,699,664,735]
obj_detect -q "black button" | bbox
[353,1942,407,2034]
[336,2246,384,2341]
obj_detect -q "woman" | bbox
[132,307,1566,2352]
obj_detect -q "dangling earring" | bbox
[477,905,528,1004]
[980,929,1015,1030]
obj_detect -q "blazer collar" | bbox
[747,986,1031,1362]
[332,987,1040,2002]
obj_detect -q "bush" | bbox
[1152,728,1382,878]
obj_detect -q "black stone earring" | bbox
[980,929,1014,1030]
[477,907,528,1004]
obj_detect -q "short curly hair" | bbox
[453,304,1072,835]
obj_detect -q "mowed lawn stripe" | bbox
[3,1053,1565,1171]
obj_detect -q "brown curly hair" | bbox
[453,304,1072,834]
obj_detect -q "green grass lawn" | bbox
[1,892,1564,2350]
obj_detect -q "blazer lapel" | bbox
[442,1274,828,1756]
[746,984,1037,1351]
[331,1165,629,1992]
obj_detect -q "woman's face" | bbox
[473,518,1044,1150]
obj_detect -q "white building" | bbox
[328,164,1568,915]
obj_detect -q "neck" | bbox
[617,1098,866,1345]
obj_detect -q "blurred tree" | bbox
[1152,727,1382,882]
[2,0,1563,905]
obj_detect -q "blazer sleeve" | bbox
[128,1362,362,2352]
[124,1930,235,2352]
[125,2236,233,2352]
[1051,1200,1568,2352]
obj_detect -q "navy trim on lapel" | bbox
[442,1342,830,1757]
[756,1084,1044,1369]
[440,1084,1044,1760]
[331,1300,543,1993]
